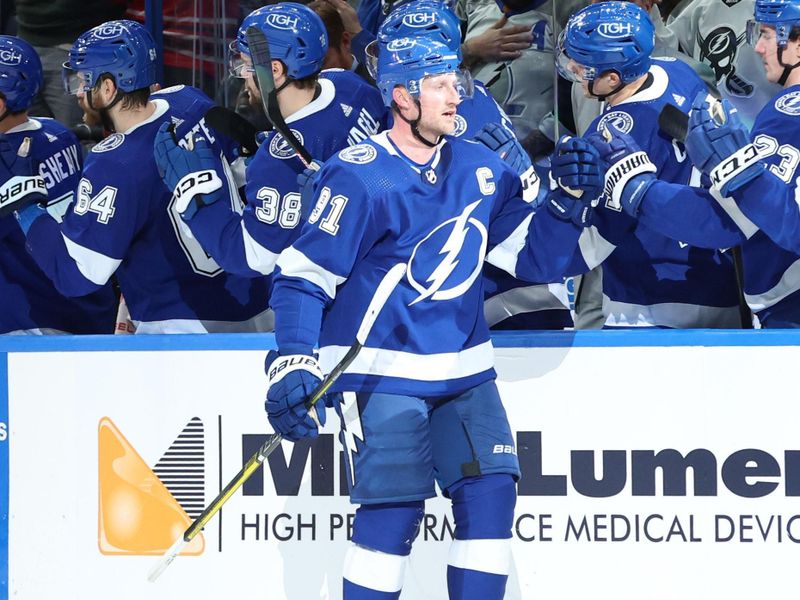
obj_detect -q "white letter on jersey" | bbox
[476,167,495,195]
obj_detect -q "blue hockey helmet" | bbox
[62,20,157,95]
[232,3,328,80]
[556,2,654,86]
[0,36,42,112]
[378,0,462,48]
[376,35,472,107]
[747,0,800,46]
[366,0,462,79]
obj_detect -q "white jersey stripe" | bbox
[62,234,121,286]
[319,340,495,381]
[277,246,345,299]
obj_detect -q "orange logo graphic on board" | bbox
[98,416,206,556]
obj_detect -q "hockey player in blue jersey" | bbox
[153,3,387,280]
[9,20,271,333]
[364,0,574,329]
[554,1,743,328]
[0,35,116,334]
[263,31,594,599]
[576,0,800,327]
[364,0,515,139]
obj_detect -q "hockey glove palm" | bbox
[154,122,223,220]
[586,122,657,217]
[0,136,47,219]
[264,350,327,442]
[685,91,764,197]
[474,122,532,176]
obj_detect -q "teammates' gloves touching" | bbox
[585,122,657,218]
[685,91,764,198]
[264,350,328,442]
[154,122,223,220]
[474,122,532,176]
[545,135,603,227]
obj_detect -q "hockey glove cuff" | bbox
[264,351,327,442]
[685,92,765,197]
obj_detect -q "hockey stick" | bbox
[147,262,407,582]
[657,85,723,144]
[245,26,316,170]
[656,93,753,328]
[203,105,259,157]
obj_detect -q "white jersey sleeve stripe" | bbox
[709,187,759,240]
[485,213,533,277]
[62,233,121,286]
[276,246,346,299]
[578,226,616,269]
[241,221,280,275]
[744,257,800,312]
[319,340,495,381]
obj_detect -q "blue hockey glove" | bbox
[546,176,593,227]
[0,135,47,219]
[264,350,327,442]
[545,136,601,227]
[551,135,604,198]
[474,122,532,176]
[685,91,764,197]
[586,122,657,217]
[154,122,223,220]
[296,159,323,221]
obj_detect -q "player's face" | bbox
[416,73,462,137]
[754,25,783,83]
[240,55,262,107]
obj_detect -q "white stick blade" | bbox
[355,263,407,345]
[147,535,188,582]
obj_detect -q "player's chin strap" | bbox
[392,99,440,148]
[777,47,800,86]
[588,79,625,102]
[87,88,123,133]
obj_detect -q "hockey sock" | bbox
[343,501,424,599]
[446,539,511,600]
[446,474,517,600]
[343,544,407,600]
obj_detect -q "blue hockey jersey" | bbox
[635,84,800,327]
[574,58,741,328]
[1,118,116,334]
[184,69,388,279]
[23,86,271,333]
[271,131,581,396]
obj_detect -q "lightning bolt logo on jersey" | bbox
[273,131,582,396]
[408,199,487,305]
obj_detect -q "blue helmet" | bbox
[0,36,42,112]
[378,1,462,50]
[234,3,328,80]
[366,1,462,79]
[63,20,157,94]
[748,0,800,46]
[557,1,654,85]
[376,36,470,107]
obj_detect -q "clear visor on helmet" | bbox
[228,41,255,78]
[746,19,778,46]
[365,39,379,80]
[555,29,597,83]
[61,63,91,95]
[407,69,474,102]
